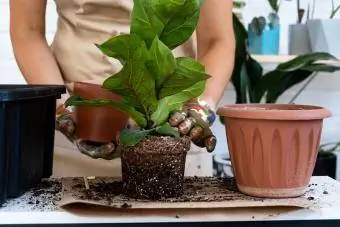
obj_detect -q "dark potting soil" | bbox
[2,179,62,211]
[2,177,330,211]
[120,136,191,200]
[67,176,266,206]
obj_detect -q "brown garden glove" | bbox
[168,98,217,153]
[55,105,120,160]
[55,97,217,159]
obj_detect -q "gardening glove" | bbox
[168,98,217,153]
[55,104,121,160]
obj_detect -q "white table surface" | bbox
[0,209,338,225]
[1,176,340,225]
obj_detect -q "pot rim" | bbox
[121,135,191,155]
[217,104,332,120]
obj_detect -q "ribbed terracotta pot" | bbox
[73,82,129,143]
[217,104,332,198]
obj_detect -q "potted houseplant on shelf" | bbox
[313,142,339,179]
[65,0,212,200]
[216,14,340,198]
[288,0,313,55]
[247,0,286,55]
[306,0,340,56]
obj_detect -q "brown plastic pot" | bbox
[217,104,332,198]
[73,82,129,143]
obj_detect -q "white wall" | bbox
[1,0,340,84]
[0,0,57,84]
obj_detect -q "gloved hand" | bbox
[167,98,217,153]
[55,104,121,160]
[56,97,217,159]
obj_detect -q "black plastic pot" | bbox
[312,154,337,179]
[0,85,66,205]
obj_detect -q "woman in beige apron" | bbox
[10,0,235,178]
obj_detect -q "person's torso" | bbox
[51,0,197,90]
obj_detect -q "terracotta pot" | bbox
[73,82,129,143]
[217,104,332,198]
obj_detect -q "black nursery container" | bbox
[313,154,337,179]
[0,85,66,205]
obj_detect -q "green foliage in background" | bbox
[231,14,340,105]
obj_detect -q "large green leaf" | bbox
[265,70,313,103]
[252,70,313,104]
[252,53,340,103]
[246,56,263,88]
[119,128,150,146]
[268,0,279,12]
[276,52,338,72]
[95,34,142,64]
[231,57,248,103]
[233,13,248,58]
[155,123,180,138]
[251,59,340,103]
[159,57,210,99]
[245,56,263,102]
[151,81,205,126]
[146,36,176,91]
[65,97,147,128]
[300,63,340,72]
[98,72,142,112]
[119,123,180,147]
[239,62,249,103]
[151,0,188,22]
[130,0,164,48]
[131,0,202,50]
[251,71,285,103]
[103,40,158,120]
[230,13,251,104]
[158,0,202,49]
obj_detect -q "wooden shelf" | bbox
[252,55,340,64]
[252,55,297,63]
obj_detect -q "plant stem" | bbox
[83,177,90,190]
[319,142,340,153]
[297,0,300,23]
[307,3,310,21]
[330,3,340,18]
[320,141,340,148]
[311,0,315,20]
[288,72,318,104]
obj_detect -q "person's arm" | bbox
[196,0,235,110]
[9,0,69,106]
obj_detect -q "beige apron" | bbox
[51,0,212,177]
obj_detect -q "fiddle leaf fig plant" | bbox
[66,0,210,146]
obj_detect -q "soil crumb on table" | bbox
[65,177,266,206]
[60,177,340,210]
[1,176,338,211]
[1,179,62,211]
